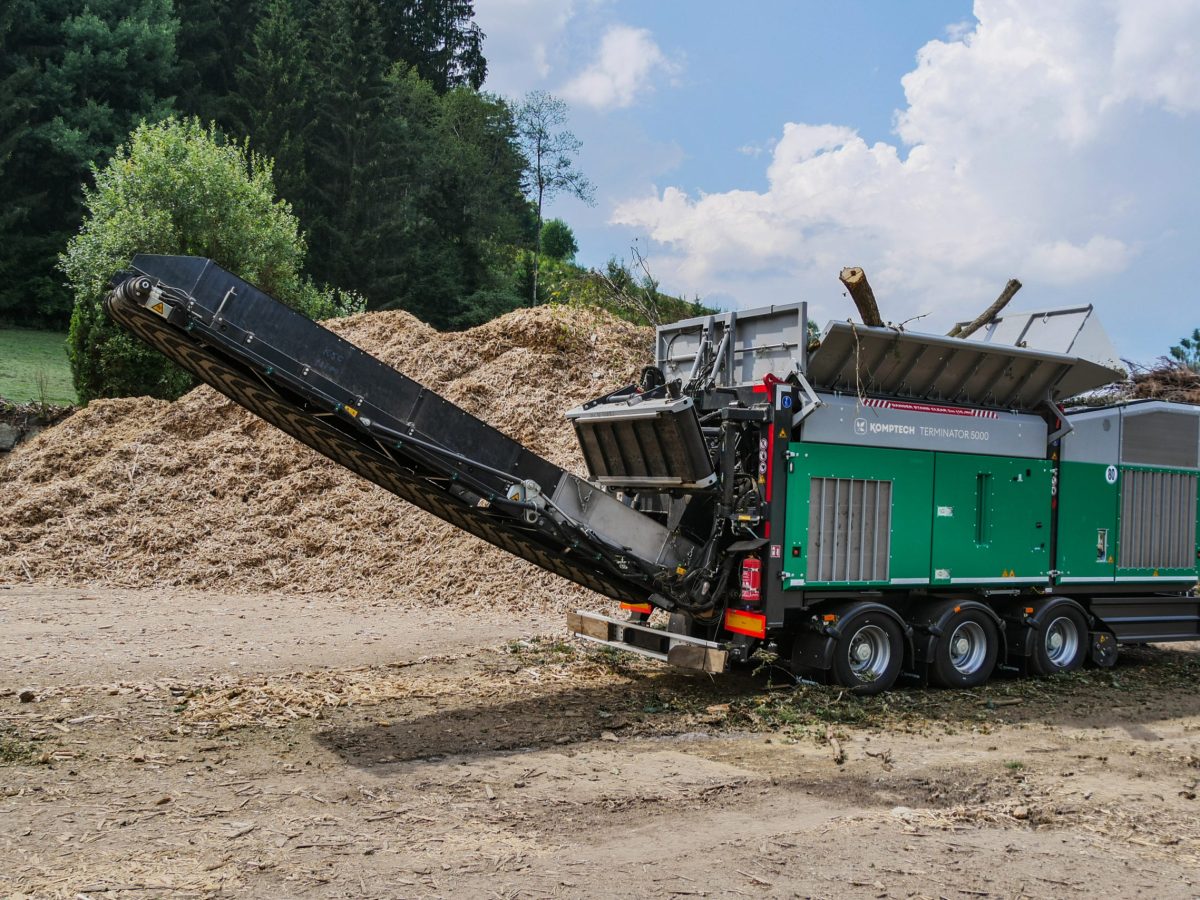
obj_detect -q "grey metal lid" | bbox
[955,305,1124,375]
[807,321,1126,411]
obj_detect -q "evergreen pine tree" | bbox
[304,0,390,296]
[233,0,314,218]
[174,0,265,125]
[379,0,487,93]
[0,0,178,326]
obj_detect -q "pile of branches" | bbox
[838,266,1023,338]
[1073,360,1200,408]
[1117,361,1200,404]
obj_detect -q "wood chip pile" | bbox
[0,305,651,613]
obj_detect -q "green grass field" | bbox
[0,328,77,405]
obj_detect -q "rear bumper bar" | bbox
[567,610,729,674]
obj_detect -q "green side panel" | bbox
[782,442,934,589]
[930,454,1053,585]
[1114,464,1200,581]
[1056,461,1118,583]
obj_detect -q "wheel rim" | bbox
[1044,615,1079,667]
[947,621,988,675]
[846,624,891,682]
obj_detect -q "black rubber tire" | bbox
[1029,602,1089,676]
[929,608,999,689]
[829,609,904,695]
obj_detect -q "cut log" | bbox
[839,267,884,327]
[949,279,1022,339]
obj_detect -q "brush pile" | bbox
[0,305,651,614]
[1083,360,1200,407]
[1125,361,1200,404]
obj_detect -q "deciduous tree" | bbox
[514,91,594,304]
[540,218,578,261]
[61,118,361,402]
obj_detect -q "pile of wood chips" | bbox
[0,305,650,614]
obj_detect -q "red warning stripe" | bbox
[863,398,999,419]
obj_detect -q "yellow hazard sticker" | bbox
[150,301,166,317]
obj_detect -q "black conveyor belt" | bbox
[105,255,675,603]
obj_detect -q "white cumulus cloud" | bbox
[612,0,1200,331]
[561,25,678,110]
[473,0,579,96]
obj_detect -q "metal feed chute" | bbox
[954,305,1125,376]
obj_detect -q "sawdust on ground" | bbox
[5,584,1200,898]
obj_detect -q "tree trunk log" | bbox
[948,278,1022,339]
[838,267,884,327]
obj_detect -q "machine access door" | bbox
[783,442,934,589]
[930,453,1053,587]
[1055,460,1119,584]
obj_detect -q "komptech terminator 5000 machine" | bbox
[106,255,1200,694]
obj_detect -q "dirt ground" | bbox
[4,584,1200,899]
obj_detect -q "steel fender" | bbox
[909,599,1007,668]
[795,601,913,674]
[1024,597,1092,631]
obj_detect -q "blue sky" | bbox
[474,1,1200,364]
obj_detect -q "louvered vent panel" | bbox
[807,478,892,582]
[1119,469,1198,569]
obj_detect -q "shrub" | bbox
[61,117,363,402]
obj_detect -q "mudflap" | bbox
[1090,630,1118,668]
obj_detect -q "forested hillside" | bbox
[0,0,544,330]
